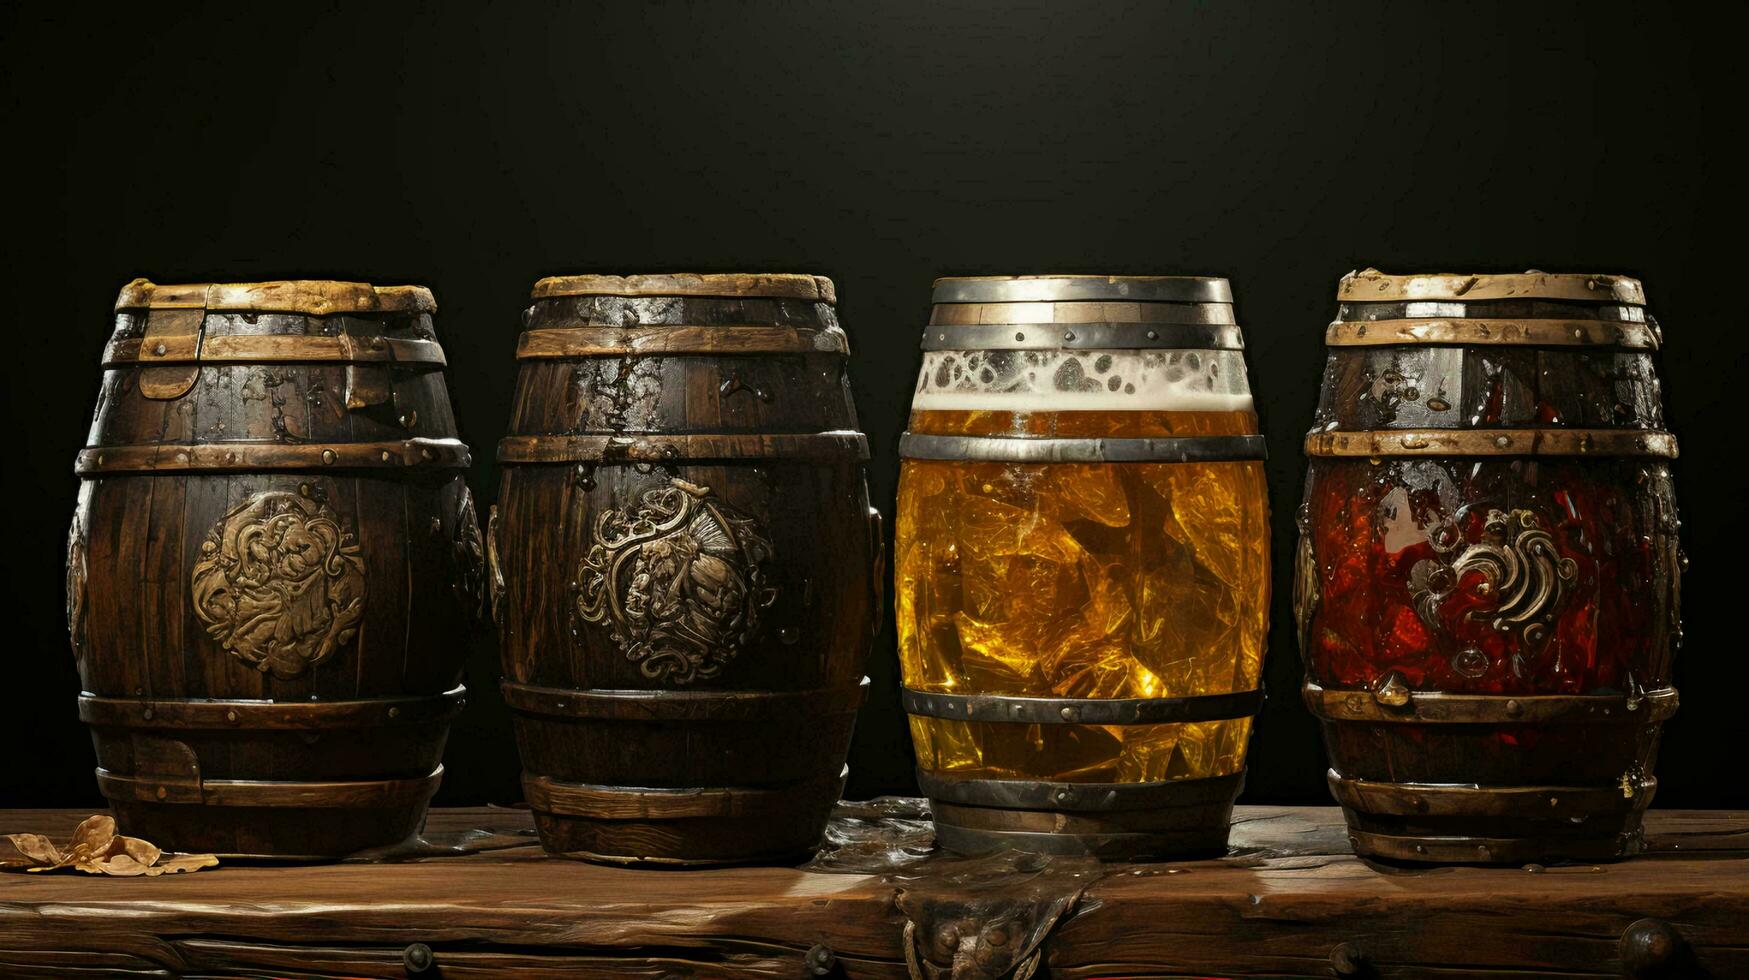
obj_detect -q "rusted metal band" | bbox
[497,431,869,463]
[531,273,836,304]
[522,765,848,820]
[1302,429,1677,458]
[502,677,869,722]
[116,278,436,315]
[104,334,447,367]
[917,769,1244,812]
[1337,269,1645,305]
[96,766,444,808]
[1303,682,1679,724]
[516,325,848,358]
[919,322,1246,351]
[932,276,1233,304]
[1343,827,1644,864]
[901,686,1261,725]
[900,433,1265,463]
[1324,318,1659,349]
[1327,770,1656,818]
[75,438,473,474]
[78,686,467,730]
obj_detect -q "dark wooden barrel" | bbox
[69,279,481,859]
[1296,269,1682,864]
[896,275,1272,860]
[491,273,880,865]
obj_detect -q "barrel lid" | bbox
[532,273,836,304]
[1338,269,1646,305]
[932,275,1232,305]
[115,278,436,316]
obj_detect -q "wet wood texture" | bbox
[0,806,1743,978]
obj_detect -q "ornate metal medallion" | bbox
[575,478,776,685]
[191,487,367,679]
[1409,507,1578,676]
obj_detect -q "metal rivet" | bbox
[1014,332,1025,342]
[226,710,238,723]
[388,706,401,719]
[381,451,392,462]
[804,943,837,976]
[142,707,154,720]
[155,786,167,800]
[322,449,337,464]
[1494,435,1511,448]
[1063,331,1076,342]
[1145,329,1159,340]
[1059,706,1078,722]
[403,942,435,974]
[1505,699,1522,718]
[153,343,167,356]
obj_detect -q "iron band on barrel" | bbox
[75,438,472,474]
[902,687,1262,725]
[498,431,869,463]
[1326,772,1656,818]
[1323,318,1659,349]
[932,276,1233,304]
[517,325,848,358]
[919,321,1245,351]
[900,433,1266,464]
[522,766,849,822]
[1303,682,1678,725]
[103,334,449,366]
[503,678,869,722]
[78,686,468,730]
[95,767,444,809]
[1303,428,1677,459]
[918,769,1245,811]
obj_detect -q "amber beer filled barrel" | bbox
[1297,270,1683,863]
[492,273,880,865]
[69,279,480,858]
[896,275,1271,859]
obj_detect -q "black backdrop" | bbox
[5,1,1743,810]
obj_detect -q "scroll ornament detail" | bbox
[191,487,367,679]
[66,511,88,651]
[1291,504,1319,657]
[451,486,489,622]
[575,479,777,685]
[1408,507,1578,677]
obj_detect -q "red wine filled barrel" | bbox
[69,279,481,858]
[1296,270,1682,863]
[492,273,881,865]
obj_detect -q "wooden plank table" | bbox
[2,804,1744,978]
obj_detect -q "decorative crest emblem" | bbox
[575,479,777,685]
[191,487,366,679]
[1409,507,1578,677]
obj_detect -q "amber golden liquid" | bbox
[897,408,1269,783]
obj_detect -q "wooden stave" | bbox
[72,299,480,857]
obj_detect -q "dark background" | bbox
[5,1,1743,809]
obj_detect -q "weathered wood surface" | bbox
[1,806,1744,978]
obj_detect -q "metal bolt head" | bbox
[321,449,338,465]
[803,943,837,976]
[1372,670,1411,707]
[153,343,167,356]
[1059,705,1078,722]
[403,941,435,973]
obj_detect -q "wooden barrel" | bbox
[69,279,482,859]
[1296,269,1683,864]
[895,275,1271,859]
[491,273,881,865]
